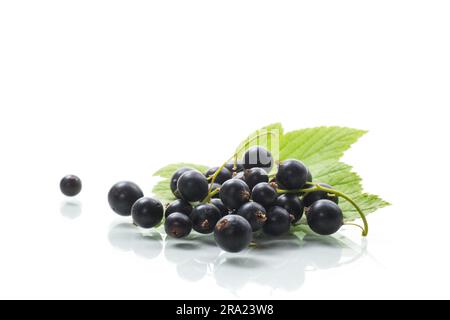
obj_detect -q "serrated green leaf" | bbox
[280,126,367,164]
[340,193,391,221]
[152,163,209,204]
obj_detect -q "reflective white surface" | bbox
[1,0,450,299]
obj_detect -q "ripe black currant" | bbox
[214,215,252,253]
[209,183,221,198]
[303,183,339,207]
[170,168,192,197]
[243,146,273,173]
[243,167,269,190]
[251,182,277,208]
[276,194,304,224]
[108,181,144,216]
[131,197,164,228]
[165,212,192,238]
[263,206,291,236]
[165,199,193,218]
[276,159,309,189]
[210,198,229,217]
[225,160,244,173]
[219,179,251,210]
[236,202,267,231]
[60,174,82,197]
[307,199,343,235]
[205,167,232,184]
[233,171,245,180]
[191,204,222,234]
[177,170,209,202]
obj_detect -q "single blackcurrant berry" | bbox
[263,206,291,236]
[60,174,82,197]
[170,168,192,197]
[131,197,164,228]
[209,183,221,198]
[177,170,209,202]
[165,199,193,218]
[307,199,343,235]
[303,183,339,207]
[214,215,252,253]
[210,198,229,217]
[243,146,273,173]
[236,202,267,231]
[205,167,232,184]
[276,159,309,190]
[225,160,244,173]
[276,194,305,224]
[219,179,251,210]
[243,168,269,190]
[191,204,222,234]
[233,171,245,180]
[165,212,192,238]
[251,182,277,208]
[108,181,144,216]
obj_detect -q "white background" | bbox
[0,1,449,299]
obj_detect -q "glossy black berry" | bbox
[219,179,251,210]
[177,170,209,202]
[165,212,192,238]
[303,183,339,207]
[263,206,291,236]
[307,199,343,235]
[251,182,277,208]
[243,168,269,190]
[243,146,273,173]
[210,198,229,217]
[108,181,144,216]
[225,160,244,173]
[60,175,82,197]
[170,168,192,197]
[165,199,193,218]
[276,194,305,224]
[276,159,309,190]
[205,167,232,184]
[233,171,245,180]
[236,202,267,231]
[214,215,252,253]
[191,204,222,234]
[209,183,221,198]
[131,197,164,228]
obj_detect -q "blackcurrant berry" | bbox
[210,198,229,217]
[233,171,245,180]
[307,199,343,235]
[214,215,252,253]
[243,168,269,190]
[191,204,222,234]
[108,181,144,216]
[276,194,304,224]
[251,182,277,208]
[205,167,232,184]
[209,183,221,198]
[170,168,192,197]
[243,146,273,173]
[165,212,192,238]
[236,202,267,231]
[131,197,164,228]
[263,206,291,236]
[225,160,244,173]
[219,179,251,210]
[276,159,309,190]
[165,199,193,218]
[303,183,339,207]
[177,170,209,202]
[60,174,82,197]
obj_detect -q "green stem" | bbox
[202,188,219,203]
[277,183,369,237]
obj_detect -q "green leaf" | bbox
[280,126,367,165]
[152,163,209,204]
[234,122,284,159]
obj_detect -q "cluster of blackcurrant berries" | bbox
[102,146,345,253]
